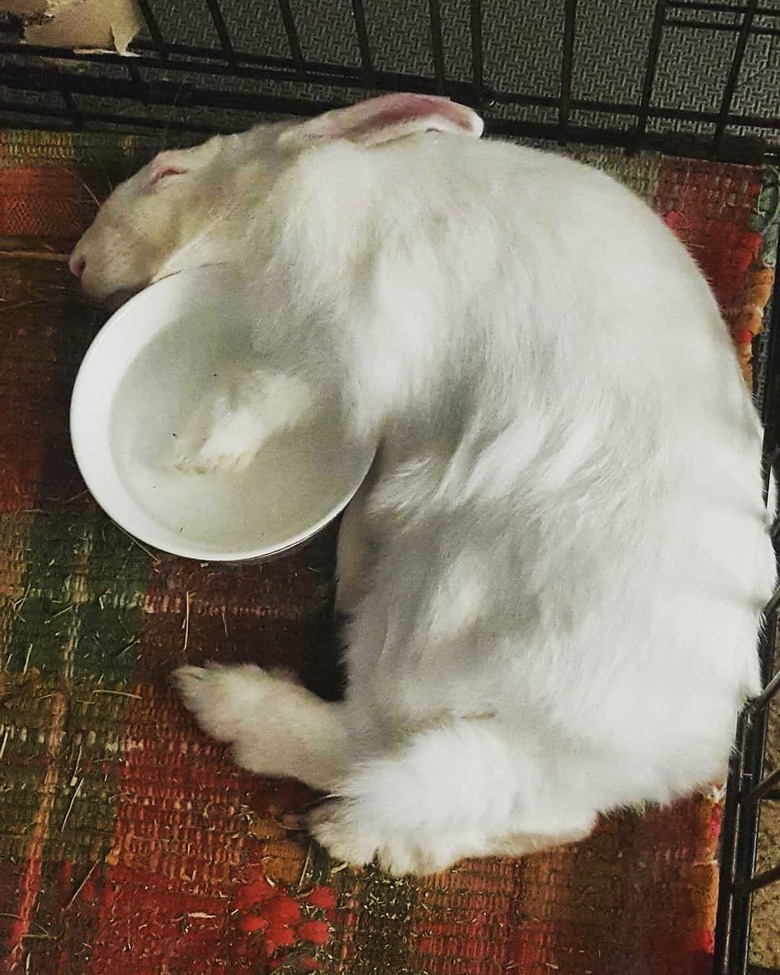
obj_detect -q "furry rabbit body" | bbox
[71,95,775,875]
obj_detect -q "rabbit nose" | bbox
[69,252,86,278]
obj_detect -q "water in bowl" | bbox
[110,315,362,556]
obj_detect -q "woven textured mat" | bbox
[0,129,778,975]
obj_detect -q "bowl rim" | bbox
[69,267,373,562]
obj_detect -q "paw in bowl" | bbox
[171,366,314,474]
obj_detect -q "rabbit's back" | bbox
[338,137,774,804]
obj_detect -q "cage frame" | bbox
[0,1,779,972]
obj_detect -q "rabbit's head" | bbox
[68,94,483,305]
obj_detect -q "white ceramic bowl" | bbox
[70,266,374,561]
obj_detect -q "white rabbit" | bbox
[70,93,776,876]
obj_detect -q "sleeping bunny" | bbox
[70,93,776,876]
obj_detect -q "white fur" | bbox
[72,96,776,875]
[174,664,347,789]
[171,366,313,472]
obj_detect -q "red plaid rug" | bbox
[0,130,777,975]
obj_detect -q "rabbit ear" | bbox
[279,93,484,149]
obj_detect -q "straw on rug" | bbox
[0,129,777,975]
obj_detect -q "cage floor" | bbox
[0,130,777,975]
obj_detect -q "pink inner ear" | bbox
[156,166,185,180]
[279,93,484,150]
[349,95,477,137]
[146,163,187,188]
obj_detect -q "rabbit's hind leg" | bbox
[309,718,596,875]
[174,663,348,791]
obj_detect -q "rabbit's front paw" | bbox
[171,389,265,474]
[171,368,312,475]
[172,407,265,474]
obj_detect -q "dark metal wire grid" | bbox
[0,0,778,159]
